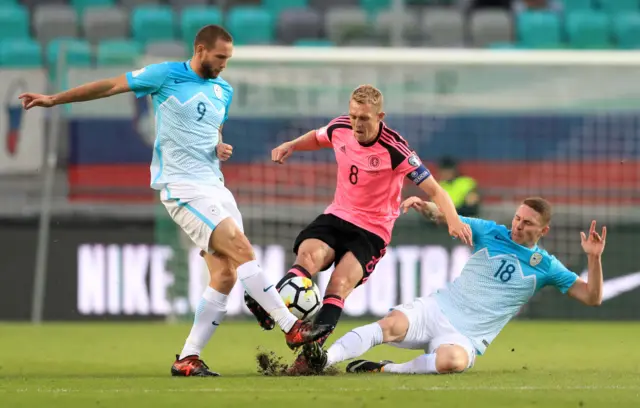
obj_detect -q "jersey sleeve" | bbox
[401,152,432,186]
[548,258,579,294]
[222,88,233,124]
[459,216,496,244]
[126,63,170,98]
[315,115,351,148]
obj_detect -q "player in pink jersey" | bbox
[244,85,472,371]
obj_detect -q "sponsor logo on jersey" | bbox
[339,145,346,154]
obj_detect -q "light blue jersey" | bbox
[126,61,233,190]
[433,216,579,355]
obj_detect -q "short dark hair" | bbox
[194,25,233,48]
[522,197,552,225]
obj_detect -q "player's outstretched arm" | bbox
[417,177,473,246]
[401,197,447,224]
[272,129,325,164]
[567,220,606,306]
[19,75,131,110]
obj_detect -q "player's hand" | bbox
[216,143,233,161]
[448,219,473,246]
[271,142,294,164]
[401,196,428,215]
[19,93,55,110]
[580,220,606,257]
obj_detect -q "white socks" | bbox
[383,353,438,374]
[237,260,298,333]
[179,286,227,359]
[326,322,384,367]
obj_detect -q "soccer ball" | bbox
[278,277,322,321]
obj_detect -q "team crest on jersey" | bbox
[368,155,381,169]
[213,84,223,99]
[530,252,543,267]
[408,155,421,167]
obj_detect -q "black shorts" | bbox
[293,214,387,287]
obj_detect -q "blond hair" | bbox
[351,84,383,111]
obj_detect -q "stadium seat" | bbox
[422,7,465,47]
[0,38,42,67]
[324,7,369,44]
[119,0,160,8]
[469,9,513,47]
[596,0,638,14]
[22,0,67,8]
[47,38,92,75]
[0,5,29,40]
[560,0,594,12]
[70,0,115,14]
[180,6,222,46]
[360,0,391,14]
[517,11,562,49]
[83,7,129,43]
[96,39,140,66]
[263,0,309,15]
[146,40,186,59]
[310,0,359,12]
[167,0,208,11]
[294,38,335,46]
[565,10,612,49]
[131,6,175,45]
[226,6,275,45]
[277,8,322,45]
[374,9,421,44]
[34,5,79,45]
[0,0,18,5]
[612,13,640,49]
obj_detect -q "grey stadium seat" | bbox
[422,7,465,47]
[469,10,513,47]
[34,5,79,45]
[167,0,210,10]
[375,9,421,44]
[118,0,160,9]
[277,8,322,45]
[146,41,187,59]
[21,0,67,8]
[310,0,359,12]
[324,7,369,45]
[83,8,129,44]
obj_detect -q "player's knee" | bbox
[212,267,237,292]
[378,311,409,343]
[435,346,469,373]
[210,219,255,267]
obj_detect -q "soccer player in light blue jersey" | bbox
[302,196,606,375]
[19,25,333,377]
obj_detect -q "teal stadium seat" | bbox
[0,38,42,67]
[180,6,222,46]
[0,0,18,5]
[596,0,638,14]
[131,6,175,45]
[517,11,562,48]
[566,10,611,49]
[0,5,29,40]
[226,6,275,45]
[263,0,308,15]
[47,38,92,69]
[560,0,593,12]
[97,39,141,66]
[70,0,115,14]
[360,0,391,14]
[612,13,640,49]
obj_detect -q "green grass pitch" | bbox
[0,320,639,407]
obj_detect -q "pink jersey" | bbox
[315,115,431,243]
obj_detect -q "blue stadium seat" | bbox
[131,6,175,45]
[97,39,141,66]
[565,10,612,49]
[612,13,640,49]
[517,11,563,49]
[180,6,222,46]
[0,5,29,40]
[560,0,594,12]
[47,38,92,68]
[0,38,42,67]
[226,6,275,45]
[596,0,638,15]
[70,0,115,14]
[263,0,309,15]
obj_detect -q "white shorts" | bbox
[389,296,476,370]
[160,182,244,253]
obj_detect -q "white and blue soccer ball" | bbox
[278,277,322,321]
